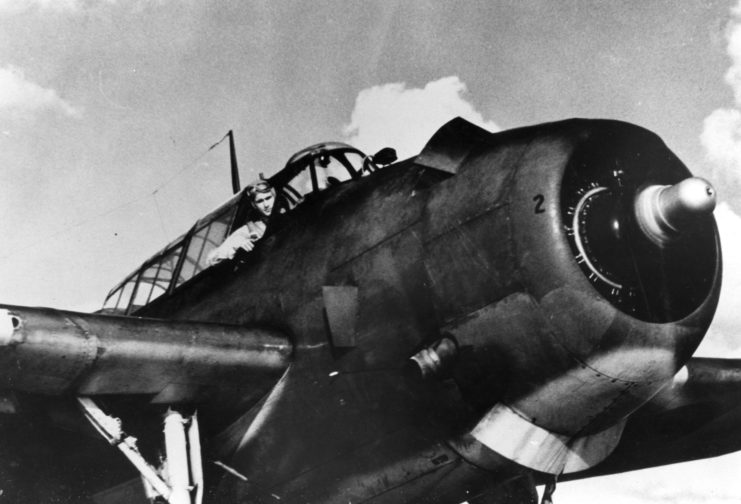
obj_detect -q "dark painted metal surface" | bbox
[322,285,359,347]
[141,118,720,502]
[0,305,291,406]
[564,357,741,480]
[0,118,728,503]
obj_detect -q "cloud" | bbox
[723,4,741,107]
[695,203,741,357]
[557,451,741,504]
[698,0,741,358]
[343,76,500,160]
[0,65,82,119]
[701,1,741,211]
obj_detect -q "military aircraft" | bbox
[0,117,737,504]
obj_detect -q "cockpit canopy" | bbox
[270,142,373,209]
[101,142,394,315]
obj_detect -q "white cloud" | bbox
[700,107,741,208]
[0,65,82,118]
[695,203,741,357]
[698,0,741,359]
[724,8,741,107]
[701,1,741,211]
[343,76,500,160]
[701,108,741,169]
[557,452,741,504]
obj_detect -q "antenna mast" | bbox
[228,130,241,194]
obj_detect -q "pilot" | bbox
[207,180,277,265]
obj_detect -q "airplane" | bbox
[0,116,737,504]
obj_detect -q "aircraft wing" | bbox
[565,357,741,480]
[0,304,293,502]
[0,304,292,406]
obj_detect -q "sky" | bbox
[1,0,741,502]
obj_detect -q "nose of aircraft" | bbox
[423,119,723,475]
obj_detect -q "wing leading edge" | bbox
[0,305,292,405]
[565,357,741,480]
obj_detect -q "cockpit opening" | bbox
[276,143,368,209]
[100,142,397,316]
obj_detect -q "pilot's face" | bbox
[253,190,276,217]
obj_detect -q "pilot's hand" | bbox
[239,240,255,252]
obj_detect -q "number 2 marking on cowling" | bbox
[533,194,545,214]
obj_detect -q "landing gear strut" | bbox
[77,397,204,504]
[540,474,558,504]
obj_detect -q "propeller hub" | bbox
[635,177,717,247]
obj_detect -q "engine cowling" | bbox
[416,118,721,474]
